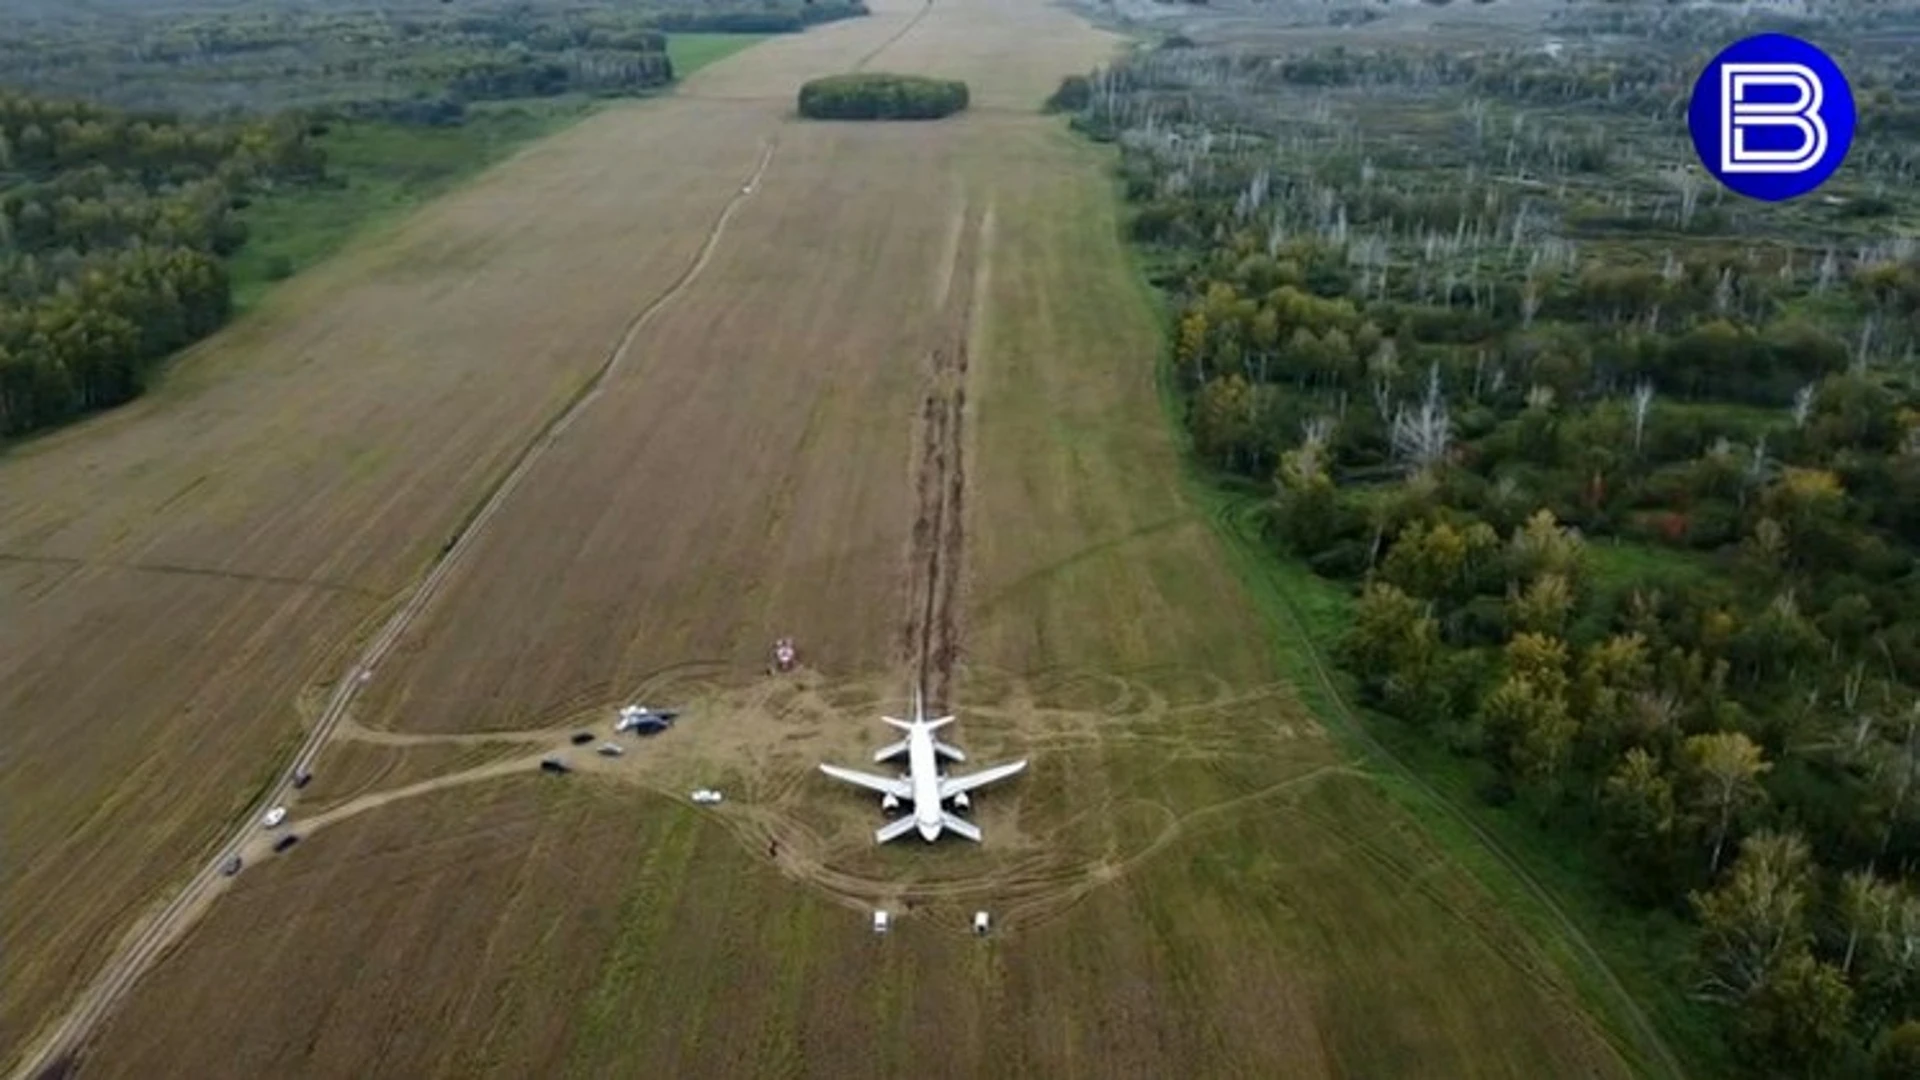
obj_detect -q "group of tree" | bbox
[1058,19,1920,1079]
[653,1,868,35]
[797,73,969,120]
[0,91,322,437]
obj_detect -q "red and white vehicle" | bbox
[771,637,797,674]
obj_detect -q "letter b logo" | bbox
[1690,35,1854,201]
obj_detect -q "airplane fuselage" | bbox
[907,726,943,841]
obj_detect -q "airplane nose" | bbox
[918,821,940,842]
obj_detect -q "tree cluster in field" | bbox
[797,73,969,120]
[1061,21,1920,1078]
[0,92,324,437]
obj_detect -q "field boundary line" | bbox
[7,134,781,1080]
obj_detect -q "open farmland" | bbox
[8,0,1661,1077]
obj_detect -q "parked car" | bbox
[222,855,243,877]
[262,806,287,829]
[273,835,299,853]
[540,758,570,774]
[571,732,594,745]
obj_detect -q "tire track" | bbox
[854,0,937,72]
[0,551,378,599]
[7,136,782,1080]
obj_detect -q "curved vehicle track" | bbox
[8,138,783,1080]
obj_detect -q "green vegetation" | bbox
[1,1,678,121]
[0,0,866,118]
[652,3,867,35]
[665,33,771,80]
[1062,4,1920,1077]
[228,101,594,310]
[797,73,970,120]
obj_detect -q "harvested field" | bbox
[0,83,775,1060]
[10,0,1652,1076]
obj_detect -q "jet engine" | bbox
[881,793,900,813]
[952,791,970,812]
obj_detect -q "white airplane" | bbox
[819,686,1026,844]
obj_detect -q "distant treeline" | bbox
[797,73,969,120]
[652,2,868,34]
[0,1,798,118]
[0,92,323,437]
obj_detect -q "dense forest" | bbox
[797,72,970,120]
[0,93,323,436]
[1063,4,1920,1077]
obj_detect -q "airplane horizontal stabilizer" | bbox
[941,813,982,842]
[933,740,966,762]
[873,739,911,763]
[876,815,922,844]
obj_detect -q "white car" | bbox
[690,789,724,805]
[262,807,287,829]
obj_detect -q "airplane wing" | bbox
[939,760,1026,799]
[819,763,911,798]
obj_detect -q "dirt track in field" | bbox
[902,203,986,710]
[6,0,1652,1076]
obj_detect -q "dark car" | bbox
[273,835,299,853]
[292,769,313,789]
[540,758,571,774]
[222,855,243,876]
[570,732,594,745]
[629,717,671,736]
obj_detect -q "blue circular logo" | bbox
[1688,33,1855,202]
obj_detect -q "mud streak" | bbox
[901,205,984,712]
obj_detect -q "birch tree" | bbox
[1685,731,1772,873]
